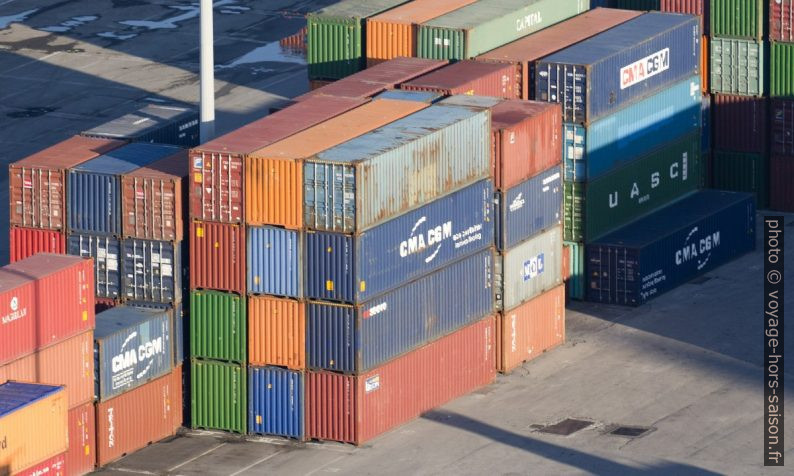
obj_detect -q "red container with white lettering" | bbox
[14,452,67,476]
[66,401,96,476]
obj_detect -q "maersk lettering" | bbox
[399,217,453,259]
[675,229,721,266]
[607,153,689,209]
[111,334,165,373]
[620,48,670,90]
[516,12,542,32]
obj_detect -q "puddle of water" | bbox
[0,8,38,30]
[97,31,137,40]
[216,42,306,70]
[119,0,237,30]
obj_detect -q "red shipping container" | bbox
[14,452,66,476]
[190,95,366,223]
[771,98,794,158]
[66,401,96,476]
[0,330,94,410]
[190,221,245,294]
[9,227,66,263]
[306,316,496,445]
[95,364,183,467]
[661,0,707,36]
[712,94,767,154]
[9,136,125,230]
[770,0,794,42]
[401,60,519,98]
[0,254,94,365]
[770,155,794,212]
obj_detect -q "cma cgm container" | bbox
[248,366,304,439]
[770,155,794,211]
[563,76,701,182]
[67,233,121,299]
[9,226,65,263]
[191,359,246,433]
[66,401,96,476]
[190,96,366,224]
[306,248,494,374]
[305,104,490,233]
[535,12,700,124]
[770,0,794,42]
[190,290,246,363]
[710,38,764,96]
[95,365,182,467]
[496,167,562,251]
[771,99,794,158]
[499,226,563,311]
[249,295,305,370]
[306,316,495,445]
[81,104,200,148]
[247,226,301,298]
[94,305,173,401]
[711,151,768,208]
[190,221,245,294]
[0,382,67,475]
[305,180,493,303]
[121,239,182,303]
[477,8,642,100]
[15,452,66,476]
[711,0,763,39]
[68,143,182,236]
[417,0,589,61]
[401,60,519,98]
[587,190,756,306]
[0,254,94,365]
[770,42,794,97]
[712,94,767,154]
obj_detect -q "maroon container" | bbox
[771,98,794,158]
[66,401,96,476]
[190,221,245,294]
[712,94,767,154]
[770,155,794,211]
[770,0,794,42]
[401,60,519,98]
[9,227,66,263]
[662,0,707,35]
[95,297,118,315]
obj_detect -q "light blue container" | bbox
[247,226,300,298]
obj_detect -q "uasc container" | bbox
[67,233,121,299]
[121,239,182,303]
[66,401,96,476]
[190,291,246,364]
[249,295,304,370]
[190,221,245,295]
[770,0,794,42]
[401,60,519,98]
[248,366,304,439]
[710,38,764,96]
[9,227,65,263]
[496,166,562,251]
[81,104,200,148]
[191,359,246,433]
[498,226,563,311]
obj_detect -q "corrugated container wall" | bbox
[710,38,764,95]
[661,0,708,35]
[190,221,245,295]
[701,35,709,93]
[770,42,794,97]
[248,366,304,439]
[67,234,121,299]
[496,167,562,251]
[247,226,300,298]
[499,226,563,311]
[711,0,763,39]
[248,295,305,370]
[122,239,182,303]
[190,291,246,363]
[9,227,65,263]
[81,104,200,148]
[564,241,586,300]
[770,0,794,42]
[712,94,767,153]
[770,155,794,211]
[16,452,66,476]
[711,151,768,207]
[401,60,519,98]
[771,99,794,158]
[66,401,96,476]
[191,359,247,433]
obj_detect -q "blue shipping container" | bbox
[535,12,700,124]
[374,90,442,103]
[247,226,300,298]
[68,143,182,235]
[127,300,185,366]
[587,190,755,306]
[67,233,121,299]
[81,104,200,148]
[306,248,494,374]
[94,305,173,401]
[701,93,711,154]
[248,366,304,439]
[496,167,562,251]
[563,75,701,182]
[305,179,494,303]
[121,239,182,303]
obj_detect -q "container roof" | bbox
[82,104,195,140]
[72,143,182,175]
[369,0,478,24]
[423,0,545,30]
[95,305,169,340]
[0,381,62,417]
[310,0,411,20]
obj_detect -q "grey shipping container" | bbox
[121,239,183,304]
[67,233,121,299]
[497,225,563,311]
[81,104,200,148]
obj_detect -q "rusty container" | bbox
[190,221,245,295]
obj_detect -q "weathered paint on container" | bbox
[770,0,794,42]
[121,239,182,303]
[0,382,67,475]
[770,155,794,211]
[305,105,490,233]
[770,41,794,97]
[771,99,794,158]
[564,241,586,300]
[417,0,589,61]
[711,0,763,39]
[535,13,700,124]
[711,151,768,208]
[95,365,182,467]
[67,233,121,299]
[563,76,701,182]
[305,180,493,303]
[402,60,519,98]
[305,315,495,445]
[496,285,565,373]
[190,221,245,295]
[94,305,173,401]
[248,296,304,370]
[248,366,304,439]
[15,452,66,476]
[496,167,562,251]
[81,104,199,148]
[9,227,65,263]
[710,38,764,95]
[713,94,767,153]
[247,226,300,298]
[498,226,563,311]
[190,291,245,363]
[662,0,708,35]
[306,249,494,374]
[66,401,95,476]
[9,136,125,230]
[191,359,246,433]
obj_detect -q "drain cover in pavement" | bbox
[537,418,593,436]
[689,276,712,285]
[608,426,654,438]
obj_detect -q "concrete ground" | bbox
[1,1,792,475]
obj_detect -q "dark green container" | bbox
[190,291,246,364]
[710,0,763,39]
[563,181,585,242]
[564,241,585,301]
[191,359,247,433]
[711,150,768,207]
[770,42,794,97]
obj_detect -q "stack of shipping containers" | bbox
[769,0,794,210]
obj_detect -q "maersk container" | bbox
[535,12,700,124]
[564,241,585,300]
[711,151,768,208]
[587,190,755,306]
[247,226,300,298]
[306,248,494,374]
[416,0,589,61]
[770,42,794,98]
[68,143,182,236]
[710,38,764,96]
[94,305,173,401]
[495,167,562,251]
[191,359,247,433]
[498,226,563,311]
[190,290,246,363]
[81,104,200,148]
[711,0,763,39]
[305,180,493,303]
[563,76,701,183]
[121,239,182,303]
[305,105,490,233]
[67,233,121,299]
[248,366,304,439]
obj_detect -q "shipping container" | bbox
[191,359,246,433]
[190,221,245,295]
[247,226,300,298]
[248,295,304,370]
[0,382,67,475]
[496,167,562,251]
[67,233,121,299]
[701,34,709,93]
[439,95,504,108]
[94,305,173,401]
[535,12,700,124]
[710,38,764,95]
[9,227,65,263]
[564,241,586,300]
[121,239,182,303]
[305,315,495,445]
[770,155,794,211]
[306,249,494,374]
[15,452,66,476]
[496,285,565,373]
[66,402,95,476]
[127,301,185,367]
[587,190,755,306]
[0,254,94,366]
[95,365,182,467]
[248,366,304,439]
[477,8,643,100]
[662,0,708,35]
[417,0,589,61]
[9,136,125,230]
[95,297,118,314]
[770,0,794,42]
[613,0,661,8]
[246,98,427,229]
[702,93,712,153]
[771,99,794,158]
[81,104,200,148]
[711,0,762,39]
[711,151,768,208]
[190,291,245,363]
[191,96,366,223]
[712,94,767,153]
[563,76,702,182]
[374,89,443,103]
[498,226,563,311]
[305,104,490,233]
[402,60,519,98]
[770,41,794,97]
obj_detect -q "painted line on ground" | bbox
[304,454,347,476]
[167,442,227,472]
[228,450,286,476]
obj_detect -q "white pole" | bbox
[200,0,215,142]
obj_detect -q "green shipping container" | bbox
[564,241,585,301]
[417,0,589,61]
[770,42,794,97]
[190,291,246,364]
[710,37,764,96]
[307,0,411,80]
[612,0,661,10]
[711,150,768,207]
[710,0,763,39]
[191,359,247,434]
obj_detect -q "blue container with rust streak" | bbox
[495,166,562,251]
[248,366,304,439]
[247,226,301,298]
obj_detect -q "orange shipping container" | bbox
[701,35,708,95]
[496,285,565,373]
[66,401,96,476]
[245,97,428,228]
[248,295,305,370]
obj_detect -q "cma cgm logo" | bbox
[620,48,670,90]
[399,217,453,264]
[516,12,542,32]
[509,193,525,212]
[608,153,689,208]
[522,253,545,281]
[1,296,27,325]
[112,331,165,375]
[675,227,720,270]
